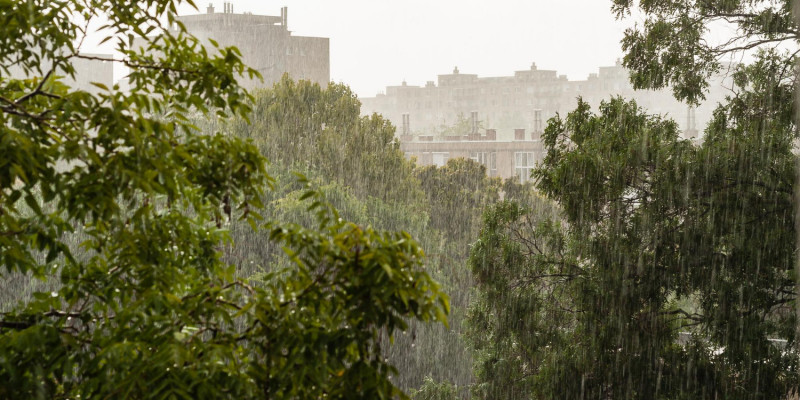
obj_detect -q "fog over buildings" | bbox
[61,2,738,182]
[360,62,733,181]
[360,61,732,139]
[78,1,636,98]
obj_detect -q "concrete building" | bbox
[173,3,329,90]
[362,61,733,141]
[7,52,114,95]
[401,129,543,183]
[388,62,736,182]
[67,54,114,94]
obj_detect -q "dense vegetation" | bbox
[1,0,798,399]
[468,0,800,398]
[221,76,503,394]
[0,1,451,399]
[469,76,798,398]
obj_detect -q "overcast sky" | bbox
[84,1,637,97]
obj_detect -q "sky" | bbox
[83,0,637,98]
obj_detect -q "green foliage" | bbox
[435,112,483,137]
[469,50,798,399]
[612,0,797,103]
[233,76,422,205]
[467,196,568,400]
[226,77,507,393]
[251,188,449,400]
[251,167,471,396]
[410,376,459,400]
[416,158,501,242]
[0,1,449,399]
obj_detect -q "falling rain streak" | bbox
[0,1,798,399]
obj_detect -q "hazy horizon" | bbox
[80,0,637,98]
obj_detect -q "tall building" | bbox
[361,60,733,141]
[6,52,114,95]
[173,3,330,90]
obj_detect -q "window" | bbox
[515,152,535,183]
[470,152,498,177]
[432,152,449,167]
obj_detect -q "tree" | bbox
[469,49,798,398]
[435,113,484,138]
[467,1,800,397]
[227,82,489,394]
[612,0,798,103]
[232,76,422,205]
[410,376,459,400]
[0,1,448,399]
[467,197,568,400]
[416,158,501,243]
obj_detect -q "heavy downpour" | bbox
[0,0,798,399]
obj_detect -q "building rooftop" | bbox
[177,2,288,31]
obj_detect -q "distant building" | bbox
[172,2,330,89]
[7,52,114,95]
[386,62,736,182]
[362,61,733,141]
[401,129,543,183]
[67,54,114,93]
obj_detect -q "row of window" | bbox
[428,151,536,183]
[514,152,535,183]
[470,152,497,176]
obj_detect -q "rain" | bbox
[0,0,798,399]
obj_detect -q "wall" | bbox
[362,61,733,140]
[401,133,544,182]
[169,4,329,90]
[7,52,114,95]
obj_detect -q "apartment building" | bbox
[362,61,733,141]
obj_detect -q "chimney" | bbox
[533,109,543,134]
[685,105,698,138]
[281,6,288,28]
[470,111,478,134]
[514,129,526,141]
[485,129,497,141]
[207,3,215,13]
